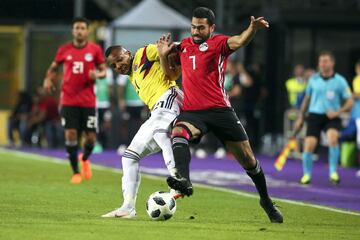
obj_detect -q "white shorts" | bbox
[127,87,183,159]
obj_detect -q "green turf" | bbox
[0,149,360,240]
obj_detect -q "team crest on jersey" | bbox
[66,55,72,61]
[199,42,208,52]
[182,48,187,53]
[133,64,138,71]
[326,90,335,100]
[84,53,93,62]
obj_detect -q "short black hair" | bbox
[193,7,215,25]
[72,17,90,28]
[104,45,123,58]
[319,50,335,61]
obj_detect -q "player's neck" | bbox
[72,40,88,49]
[321,70,334,79]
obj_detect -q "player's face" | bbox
[318,55,335,74]
[294,65,304,78]
[72,22,89,42]
[355,63,360,76]
[191,17,215,44]
[107,49,132,75]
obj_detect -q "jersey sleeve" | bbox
[95,45,105,65]
[305,77,313,96]
[215,35,234,57]
[340,76,351,99]
[145,44,159,61]
[54,45,65,63]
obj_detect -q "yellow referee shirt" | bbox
[129,44,178,110]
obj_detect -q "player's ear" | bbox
[210,24,216,34]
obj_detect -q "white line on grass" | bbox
[1,148,359,217]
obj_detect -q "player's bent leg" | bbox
[102,149,141,219]
[153,130,185,198]
[301,136,318,184]
[166,122,199,196]
[104,123,154,218]
[153,130,177,176]
[226,140,283,223]
[326,128,340,184]
[83,132,96,160]
[65,129,81,184]
[80,132,96,180]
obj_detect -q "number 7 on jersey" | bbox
[189,55,196,70]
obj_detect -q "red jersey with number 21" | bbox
[180,35,234,111]
[54,42,105,107]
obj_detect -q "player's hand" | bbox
[293,116,304,137]
[156,33,175,57]
[326,111,340,119]
[250,16,269,30]
[43,78,54,94]
[89,70,97,81]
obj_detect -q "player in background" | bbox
[294,51,353,184]
[101,38,183,218]
[43,17,106,184]
[162,7,283,223]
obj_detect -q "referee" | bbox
[294,51,353,184]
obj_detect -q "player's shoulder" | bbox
[145,43,157,52]
[310,73,321,81]
[58,42,73,51]
[211,34,229,40]
[180,37,193,47]
[87,42,103,51]
[209,34,229,43]
[334,73,346,82]
[134,45,147,57]
[353,75,360,83]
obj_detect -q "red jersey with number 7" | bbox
[54,42,105,107]
[179,35,234,111]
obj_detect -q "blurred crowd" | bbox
[7,58,269,157]
[7,56,360,171]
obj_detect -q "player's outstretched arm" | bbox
[156,33,181,80]
[227,16,269,51]
[43,61,60,94]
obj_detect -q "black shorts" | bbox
[306,113,342,138]
[60,106,97,132]
[175,107,248,143]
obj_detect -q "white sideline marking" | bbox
[1,148,359,217]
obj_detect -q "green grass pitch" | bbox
[1,149,360,240]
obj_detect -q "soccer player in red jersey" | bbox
[43,17,106,184]
[162,7,283,223]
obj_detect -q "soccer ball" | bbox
[146,191,176,221]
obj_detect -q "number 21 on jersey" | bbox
[72,61,84,74]
[189,55,196,70]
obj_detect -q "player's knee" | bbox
[122,149,141,163]
[65,129,77,141]
[85,132,97,143]
[171,124,192,140]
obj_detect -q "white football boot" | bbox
[101,205,137,218]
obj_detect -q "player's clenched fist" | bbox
[89,69,97,81]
